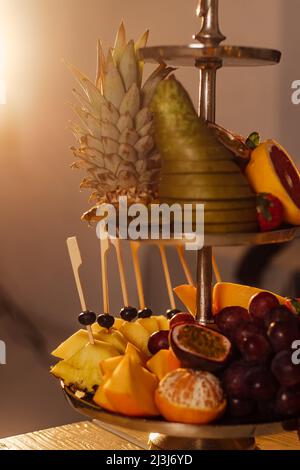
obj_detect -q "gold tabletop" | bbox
[0,421,299,451]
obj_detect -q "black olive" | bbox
[120,306,138,322]
[166,308,181,319]
[97,314,115,329]
[138,308,153,318]
[78,310,97,326]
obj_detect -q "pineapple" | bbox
[69,23,173,223]
[51,328,127,360]
[51,341,120,393]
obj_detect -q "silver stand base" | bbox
[149,433,256,450]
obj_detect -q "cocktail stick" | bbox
[176,245,194,286]
[130,241,146,309]
[158,244,176,310]
[110,238,129,307]
[100,235,111,314]
[67,237,94,345]
[212,253,222,284]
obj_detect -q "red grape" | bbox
[239,334,272,364]
[215,306,249,338]
[271,350,300,387]
[234,321,271,363]
[222,361,250,398]
[267,320,300,353]
[148,330,169,355]
[275,385,300,417]
[249,292,280,323]
[245,366,278,401]
[234,321,264,347]
[228,397,256,418]
[169,312,195,329]
[265,305,298,329]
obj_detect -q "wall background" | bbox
[0,0,299,437]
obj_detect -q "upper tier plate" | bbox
[123,226,300,248]
[138,44,281,67]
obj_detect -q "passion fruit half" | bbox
[170,323,232,371]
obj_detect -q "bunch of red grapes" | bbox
[215,292,300,422]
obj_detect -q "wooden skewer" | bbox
[176,245,194,286]
[130,241,145,310]
[158,244,176,310]
[100,235,110,314]
[212,253,222,284]
[67,237,94,345]
[110,238,129,307]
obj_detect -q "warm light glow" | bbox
[0,37,6,104]
[0,79,6,104]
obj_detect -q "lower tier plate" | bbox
[63,384,297,440]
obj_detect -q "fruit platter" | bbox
[51,0,300,450]
[52,273,300,449]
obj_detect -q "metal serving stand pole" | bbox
[196,0,225,324]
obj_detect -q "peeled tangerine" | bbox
[146,349,181,381]
[155,369,226,424]
[174,283,285,316]
[246,140,300,225]
[94,355,159,417]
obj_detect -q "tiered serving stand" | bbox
[63,0,300,450]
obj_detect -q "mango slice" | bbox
[146,349,181,381]
[99,355,123,377]
[103,355,159,417]
[93,384,117,412]
[213,282,285,314]
[125,342,146,364]
[174,285,197,315]
[174,283,286,316]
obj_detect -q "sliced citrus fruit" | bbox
[155,369,226,424]
[213,282,286,314]
[246,140,300,225]
[174,283,286,316]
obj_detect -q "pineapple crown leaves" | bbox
[67,22,174,216]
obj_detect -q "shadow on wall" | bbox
[0,286,48,364]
